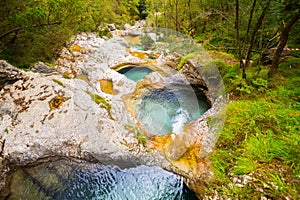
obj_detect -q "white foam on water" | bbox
[172,108,190,134]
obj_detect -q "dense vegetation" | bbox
[0,0,143,66]
[208,52,300,199]
[1,0,299,199]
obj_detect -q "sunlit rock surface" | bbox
[0,27,226,198]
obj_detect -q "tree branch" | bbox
[0,21,62,40]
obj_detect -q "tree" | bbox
[244,0,271,68]
[269,1,300,77]
[0,0,116,66]
[235,0,246,79]
[137,0,148,19]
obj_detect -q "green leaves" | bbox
[0,0,118,66]
[4,128,9,134]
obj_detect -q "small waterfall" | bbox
[172,107,190,134]
[135,81,210,136]
[4,158,198,200]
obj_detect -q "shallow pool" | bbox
[3,158,198,200]
[135,84,211,135]
[117,66,153,82]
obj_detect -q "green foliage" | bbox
[205,54,299,197]
[177,53,195,71]
[98,28,112,38]
[250,53,260,61]
[125,123,147,147]
[251,78,268,92]
[207,58,300,197]
[86,91,114,120]
[137,0,149,19]
[291,50,300,57]
[0,0,132,66]
[279,58,300,69]
[137,129,147,146]
[232,157,257,175]
[229,75,253,96]
[210,99,300,198]
[62,74,71,79]
[219,62,270,97]
[140,34,154,50]
[52,79,66,87]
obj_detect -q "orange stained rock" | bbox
[170,143,209,173]
[150,134,211,198]
[49,95,70,110]
[99,79,114,95]
[150,134,173,152]
[129,52,159,61]
[150,133,210,174]
[69,44,86,52]
[130,51,147,59]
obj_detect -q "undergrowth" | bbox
[207,55,300,199]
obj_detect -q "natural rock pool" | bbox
[0,27,226,199]
[135,84,211,135]
[3,157,198,200]
[117,65,153,82]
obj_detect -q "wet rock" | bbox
[0,60,24,89]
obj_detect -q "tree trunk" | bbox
[235,0,246,79]
[187,0,193,36]
[258,12,268,65]
[241,0,256,58]
[245,0,270,68]
[269,12,300,77]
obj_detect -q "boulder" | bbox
[31,62,55,74]
[0,60,24,89]
[123,23,131,30]
[107,24,116,31]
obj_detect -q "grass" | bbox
[85,91,114,120]
[124,124,148,147]
[177,52,195,71]
[206,54,300,199]
[52,79,66,87]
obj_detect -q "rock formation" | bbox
[0,27,226,198]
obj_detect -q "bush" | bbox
[141,34,154,50]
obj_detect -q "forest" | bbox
[1,0,300,199]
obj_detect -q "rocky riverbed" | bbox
[0,25,226,198]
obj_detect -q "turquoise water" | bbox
[136,84,211,135]
[4,158,198,200]
[135,44,145,51]
[118,66,153,82]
